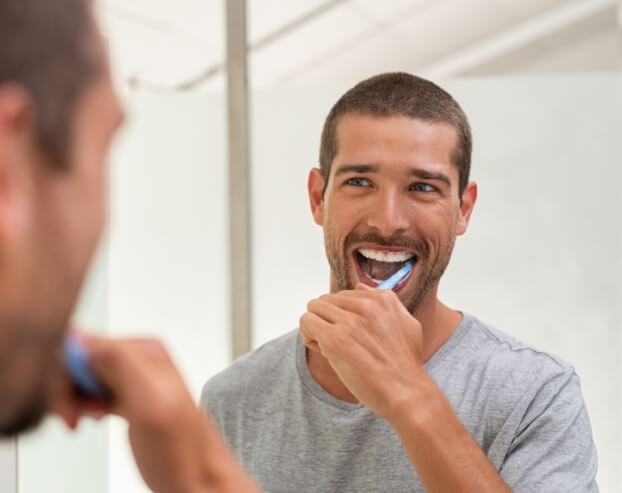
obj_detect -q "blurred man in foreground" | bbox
[0,1,257,491]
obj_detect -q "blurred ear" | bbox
[307,168,325,226]
[0,85,36,244]
[456,181,477,236]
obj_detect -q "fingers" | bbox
[307,297,348,323]
[53,396,112,429]
[315,288,398,315]
[52,370,114,429]
[299,311,332,353]
[317,292,370,313]
[78,335,179,418]
[82,336,170,382]
[355,282,375,291]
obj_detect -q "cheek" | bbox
[325,198,364,236]
[64,156,107,258]
[78,148,108,221]
[414,207,458,246]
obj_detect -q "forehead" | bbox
[333,114,459,178]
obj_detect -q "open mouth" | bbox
[354,247,417,288]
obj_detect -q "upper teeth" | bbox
[358,249,414,263]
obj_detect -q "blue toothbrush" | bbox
[376,259,415,290]
[62,334,109,401]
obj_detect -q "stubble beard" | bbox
[0,318,60,436]
[0,234,84,436]
[324,230,456,314]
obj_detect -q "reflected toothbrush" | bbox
[62,333,109,401]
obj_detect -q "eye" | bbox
[346,177,370,187]
[410,182,436,192]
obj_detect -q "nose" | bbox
[366,187,411,236]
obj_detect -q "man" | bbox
[0,1,258,491]
[202,73,599,492]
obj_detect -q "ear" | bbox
[0,85,35,243]
[307,168,325,226]
[456,181,477,236]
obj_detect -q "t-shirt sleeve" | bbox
[199,377,226,432]
[499,368,598,492]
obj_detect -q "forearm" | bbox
[388,371,510,493]
[192,413,262,493]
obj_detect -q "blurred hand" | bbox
[54,332,259,493]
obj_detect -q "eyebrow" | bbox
[408,169,451,187]
[333,164,378,176]
[334,164,452,188]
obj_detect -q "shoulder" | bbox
[444,314,579,409]
[201,329,299,413]
[460,313,573,378]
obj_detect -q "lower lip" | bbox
[352,252,414,290]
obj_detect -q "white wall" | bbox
[250,74,621,492]
[442,75,621,491]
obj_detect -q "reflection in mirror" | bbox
[14,1,622,492]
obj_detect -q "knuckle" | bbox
[359,297,374,312]
[89,341,120,367]
[331,326,348,347]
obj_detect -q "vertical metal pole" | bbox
[226,0,251,359]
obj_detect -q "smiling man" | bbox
[202,73,598,492]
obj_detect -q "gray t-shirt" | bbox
[201,313,598,492]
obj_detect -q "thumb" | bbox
[355,282,375,292]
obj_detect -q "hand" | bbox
[54,332,259,493]
[302,290,513,493]
[300,283,426,422]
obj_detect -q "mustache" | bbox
[344,232,429,256]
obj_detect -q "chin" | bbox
[0,400,47,437]
[0,334,59,437]
[0,379,49,437]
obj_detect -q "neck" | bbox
[306,286,462,404]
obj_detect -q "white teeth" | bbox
[358,248,414,263]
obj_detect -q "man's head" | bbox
[0,0,123,435]
[308,73,477,313]
[319,73,472,197]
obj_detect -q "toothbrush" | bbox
[62,333,109,401]
[376,259,415,290]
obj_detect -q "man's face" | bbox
[309,114,476,313]
[0,55,123,435]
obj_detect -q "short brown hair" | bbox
[0,0,102,168]
[319,72,472,196]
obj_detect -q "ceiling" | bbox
[96,0,621,91]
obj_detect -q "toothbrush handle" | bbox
[377,259,414,290]
[62,334,110,401]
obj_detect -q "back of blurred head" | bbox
[0,0,122,435]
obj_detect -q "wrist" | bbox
[384,368,444,432]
